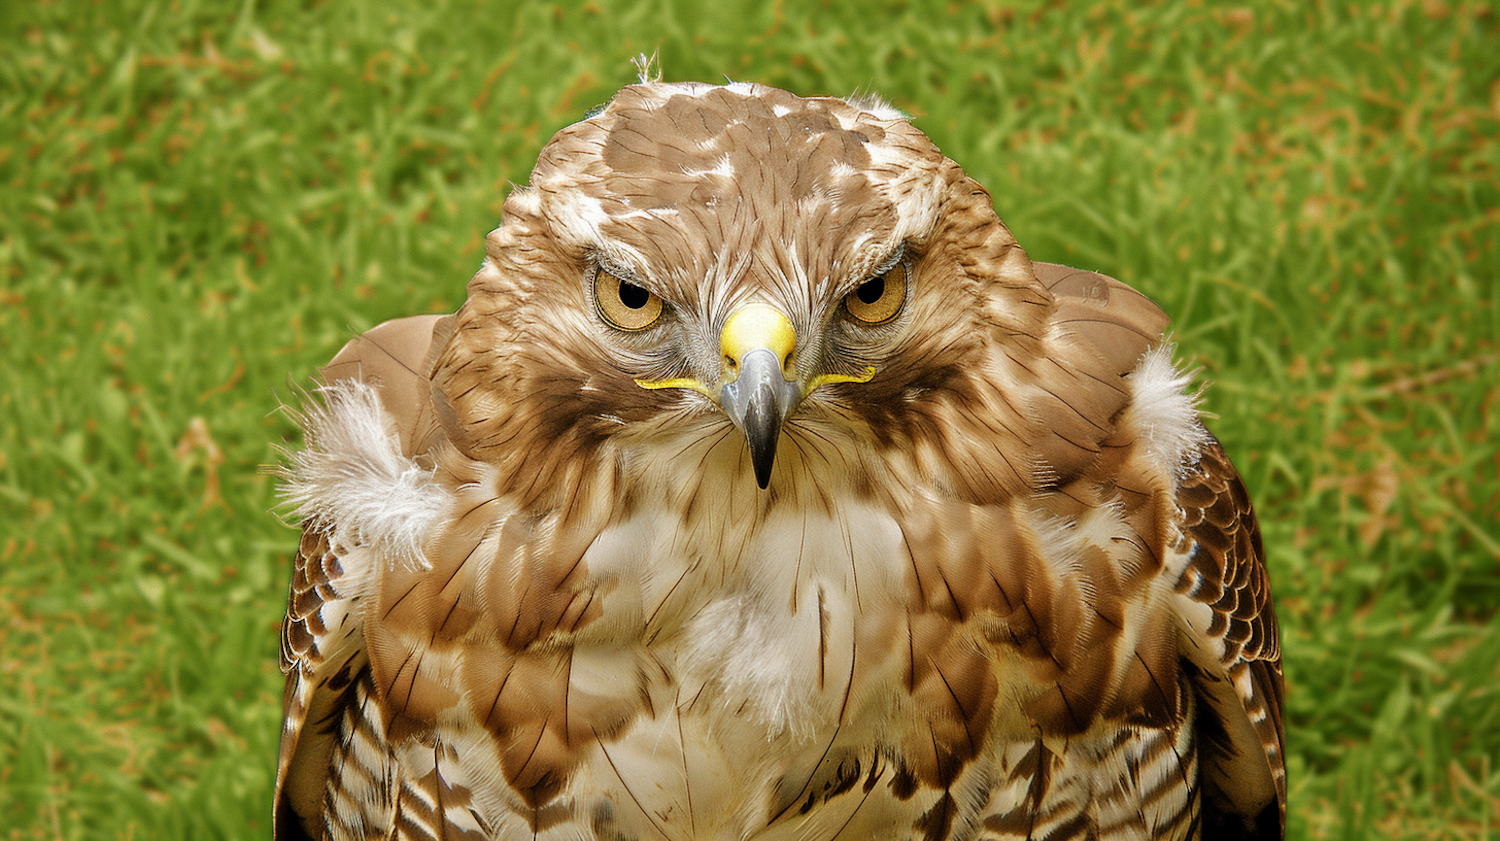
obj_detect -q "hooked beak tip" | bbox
[745,399,781,490]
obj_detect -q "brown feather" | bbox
[1176,436,1286,837]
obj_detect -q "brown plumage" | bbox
[275,78,1284,841]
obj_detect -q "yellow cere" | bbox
[720,303,797,380]
[634,303,877,397]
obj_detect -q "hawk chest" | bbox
[416,473,1177,838]
[541,496,988,837]
[584,494,911,722]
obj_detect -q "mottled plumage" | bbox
[275,79,1284,841]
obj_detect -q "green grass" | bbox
[1,0,1496,838]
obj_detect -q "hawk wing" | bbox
[1175,436,1286,838]
[274,525,367,840]
[273,314,453,840]
[1037,261,1285,837]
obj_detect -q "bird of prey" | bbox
[275,79,1284,841]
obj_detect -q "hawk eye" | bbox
[595,268,663,331]
[844,262,908,325]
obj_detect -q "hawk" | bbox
[275,80,1284,841]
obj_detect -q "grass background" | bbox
[2,0,1497,838]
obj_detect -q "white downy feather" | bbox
[281,378,448,570]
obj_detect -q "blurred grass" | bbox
[1,0,1496,838]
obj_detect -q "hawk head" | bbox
[430,81,1147,506]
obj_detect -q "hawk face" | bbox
[431,81,1045,503]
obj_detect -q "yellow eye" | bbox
[844,262,908,325]
[595,268,663,331]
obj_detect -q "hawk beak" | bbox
[717,304,801,489]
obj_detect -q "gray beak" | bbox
[718,348,802,489]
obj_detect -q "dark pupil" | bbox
[856,276,886,305]
[618,282,650,309]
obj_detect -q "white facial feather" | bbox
[281,378,449,569]
[863,140,944,243]
[538,188,614,251]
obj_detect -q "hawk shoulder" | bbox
[274,314,458,839]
